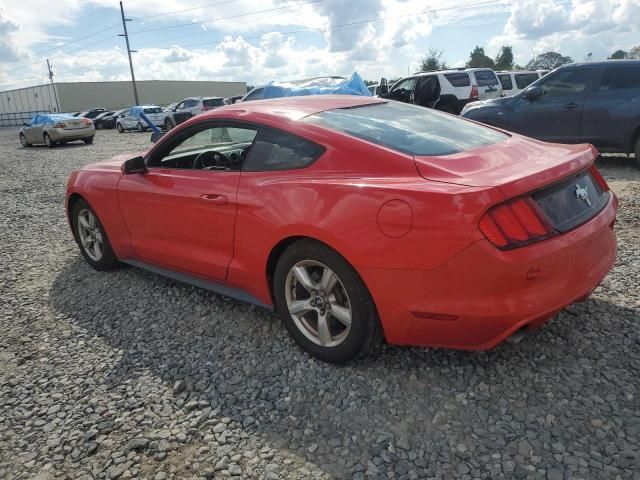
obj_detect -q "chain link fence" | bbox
[0,111,51,128]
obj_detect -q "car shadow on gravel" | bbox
[49,257,640,477]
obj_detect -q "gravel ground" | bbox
[0,127,639,480]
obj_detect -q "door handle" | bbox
[200,194,228,205]
[563,102,579,110]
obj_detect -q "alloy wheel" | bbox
[284,260,352,347]
[77,209,104,261]
[20,134,28,147]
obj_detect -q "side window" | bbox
[498,74,513,90]
[444,73,471,87]
[537,69,592,97]
[514,73,539,89]
[474,70,499,87]
[598,67,640,91]
[243,129,325,171]
[390,77,417,93]
[149,124,258,170]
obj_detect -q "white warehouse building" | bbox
[0,80,247,126]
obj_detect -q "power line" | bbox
[128,0,329,35]
[133,0,241,21]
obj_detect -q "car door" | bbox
[26,115,44,143]
[581,65,640,151]
[414,75,440,108]
[510,68,593,143]
[117,121,258,281]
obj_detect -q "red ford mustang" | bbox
[66,96,617,363]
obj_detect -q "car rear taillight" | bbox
[589,165,609,191]
[53,122,66,128]
[82,118,92,126]
[479,198,553,249]
[470,85,478,100]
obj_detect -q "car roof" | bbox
[561,60,640,68]
[496,70,539,74]
[204,95,385,121]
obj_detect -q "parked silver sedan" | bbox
[20,113,95,148]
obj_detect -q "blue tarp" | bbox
[262,72,372,99]
[31,113,75,125]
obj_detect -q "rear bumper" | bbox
[49,127,95,141]
[361,194,617,350]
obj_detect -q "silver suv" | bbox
[162,96,225,130]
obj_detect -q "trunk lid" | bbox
[63,118,89,130]
[414,135,599,199]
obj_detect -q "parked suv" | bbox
[466,68,502,99]
[379,70,478,114]
[497,71,543,97]
[462,61,640,164]
[162,97,225,130]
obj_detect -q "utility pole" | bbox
[119,1,139,105]
[46,59,60,112]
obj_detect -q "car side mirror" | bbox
[23,122,29,127]
[122,156,147,174]
[523,86,543,101]
[151,131,166,143]
[379,77,389,97]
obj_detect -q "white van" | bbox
[497,71,544,97]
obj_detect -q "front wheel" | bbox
[20,133,31,147]
[44,133,54,148]
[71,198,119,271]
[117,123,124,133]
[273,240,383,363]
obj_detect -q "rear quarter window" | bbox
[474,70,499,87]
[444,73,471,87]
[305,101,508,156]
[144,108,163,114]
[498,74,513,90]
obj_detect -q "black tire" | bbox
[137,122,145,132]
[83,137,94,145]
[273,239,383,363]
[44,133,55,148]
[96,123,103,130]
[635,137,640,168]
[117,123,124,133]
[71,198,119,271]
[19,133,31,147]
[164,118,174,130]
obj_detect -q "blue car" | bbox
[461,61,640,165]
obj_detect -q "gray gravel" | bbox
[1,128,639,480]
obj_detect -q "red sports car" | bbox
[66,96,617,363]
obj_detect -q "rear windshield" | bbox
[498,74,513,90]
[515,73,540,89]
[305,101,508,156]
[144,107,163,114]
[444,73,471,87]
[474,70,499,87]
[203,98,224,107]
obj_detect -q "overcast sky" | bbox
[0,0,639,91]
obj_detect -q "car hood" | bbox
[414,135,598,199]
[82,152,147,172]
[463,96,513,112]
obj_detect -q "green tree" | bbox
[466,46,495,68]
[494,46,514,70]
[627,46,640,59]
[526,52,573,70]
[609,50,628,59]
[420,49,447,71]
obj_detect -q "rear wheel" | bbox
[71,198,119,271]
[117,123,124,133]
[164,118,174,130]
[436,103,457,114]
[273,239,383,363]
[19,133,31,147]
[96,123,103,130]
[44,133,54,148]
[137,122,145,132]
[83,137,94,145]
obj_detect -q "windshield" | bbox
[203,98,224,107]
[305,101,508,156]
